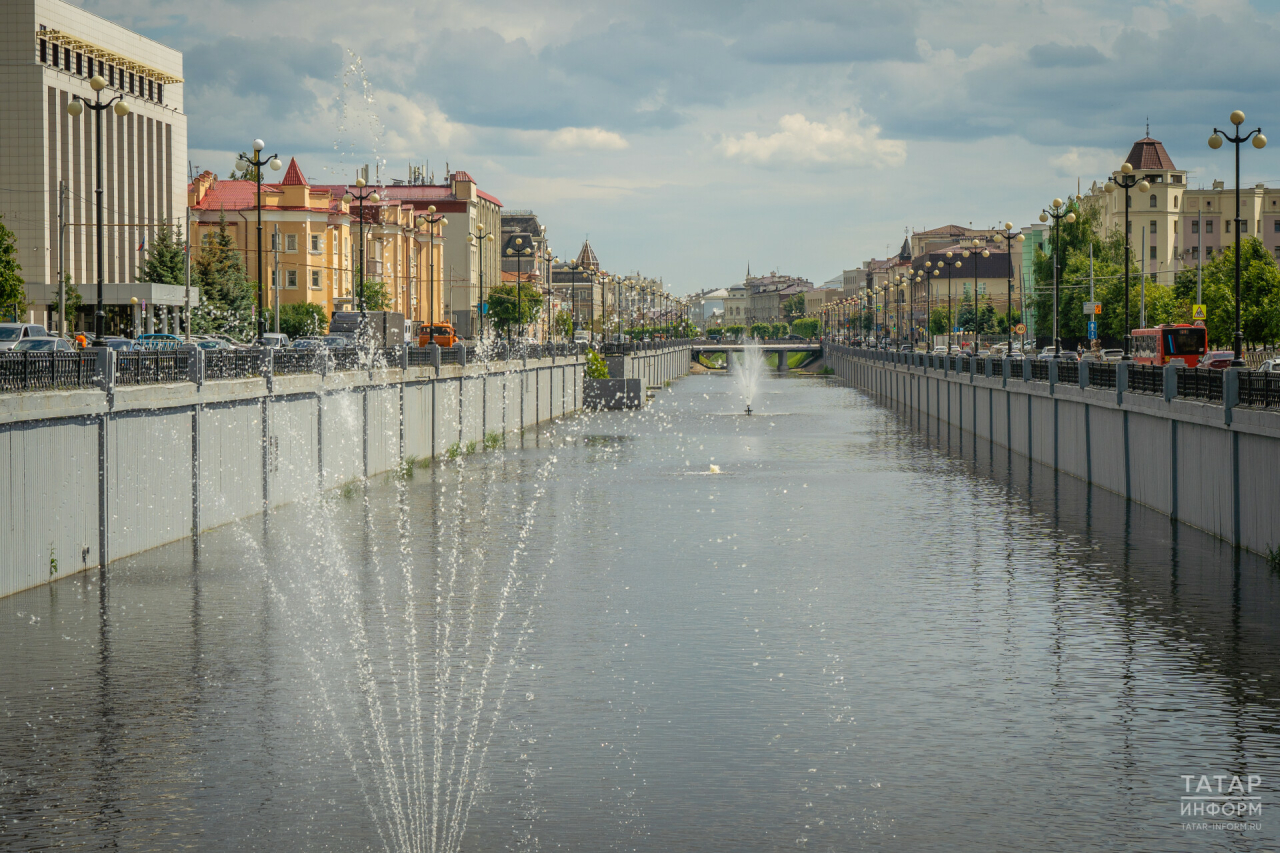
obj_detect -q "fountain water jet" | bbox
[731,338,766,415]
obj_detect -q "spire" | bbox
[280,157,308,186]
[576,239,599,270]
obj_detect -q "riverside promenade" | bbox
[826,344,1280,556]
[0,341,693,598]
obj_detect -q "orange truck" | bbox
[418,323,459,348]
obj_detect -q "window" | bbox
[1149,194,1158,208]
[108,65,115,87]
[64,47,70,70]
[1274,247,1280,259]
[310,234,321,252]
[39,39,46,64]
[128,72,134,93]
[1172,174,1183,184]
[1274,220,1280,233]
[1207,246,1214,258]
[1207,220,1215,234]
[1150,220,1157,234]
[285,234,297,252]
[1226,220,1231,233]
[1149,245,1157,260]
[286,270,298,289]
[1192,220,1200,234]
[270,233,279,251]
[75,52,82,75]
[1192,246,1199,259]
[1206,200,1212,209]
[311,270,322,290]
[157,84,162,104]
[1174,195,1179,209]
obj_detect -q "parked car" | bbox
[1258,359,1280,372]
[0,323,51,350]
[322,335,352,348]
[196,338,234,350]
[291,337,324,349]
[258,333,290,348]
[137,333,182,350]
[1199,351,1236,370]
[14,337,73,352]
[574,330,592,344]
[785,334,807,341]
[102,337,140,351]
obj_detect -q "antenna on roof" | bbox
[1146,116,1150,137]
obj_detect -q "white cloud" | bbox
[543,127,630,151]
[1049,146,1120,178]
[716,111,905,168]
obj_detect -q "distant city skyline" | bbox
[74,0,1280,294]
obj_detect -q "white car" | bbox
[0,323,51,350]
[1258,359,1280,372]
[13,337,73,351]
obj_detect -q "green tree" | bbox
[722,324,745,339]
[781,293,806,320]
[929,306,952,336]
[140,224,186,285]
[1174,237,1280,348]
[585,348,610,379]
[359,280,392,311]
[192,212,256,340]
[278,302,329,338]
[553,308,573,339]
[749,322,771,339]
[792,317,819,337]
[49,274,82,332]
[0,215,26,321]
[487,282,543,336]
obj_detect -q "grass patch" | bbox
[340,482,358,500]
[484,431,503,450]
[465,440,478,455]
[446,442,462,460]
[1268,544,1280,575]
[397,454,431,479]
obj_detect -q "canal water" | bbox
[3,373,1279,852]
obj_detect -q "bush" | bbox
[770,322,790,339]
[278,302,329,338]
[585,349,610,379]
[792,317,819,338]
[749,322,771,339]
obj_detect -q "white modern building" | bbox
[0,0,188,330]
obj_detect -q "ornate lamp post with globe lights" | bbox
[235,142,284,339]
[992,222,1025,355]
[1038,200,1076,358]
[67,75,132,344]
[415,206,447,331]
[1209,110,1267,366]
[1103,166,1148,359]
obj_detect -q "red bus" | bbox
[1131,324,1208,367]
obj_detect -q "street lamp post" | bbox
[467,224,495,339]
[1103,167,1148,359]
[992,222,1025,354]
[957,238,990,352]
[235,142,285,340]
[945,251,961,353]
[1038,199,1076,358]
[1209,111,1268,366]
[505,238,532,345]
[67,76,132,345]
[416,206,446,332]
[341,178,380,329]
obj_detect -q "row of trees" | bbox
[1033,200,1280,348]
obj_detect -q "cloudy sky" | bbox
[79,0,1280,294]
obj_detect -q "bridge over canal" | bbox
[688,339,823,372]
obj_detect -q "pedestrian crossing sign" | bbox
[1192,304,1207,321]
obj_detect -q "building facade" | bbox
[1,0,188,330]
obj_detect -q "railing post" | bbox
[454,341,467,368]
[1224,367,1241,426]
[1115,360,1128,405]
[1048,358,1058,389]
[399,343,409,370]
[263,347,275,394]
[1162,364,1178,402]
[91,347,114,392]
[1001,356,1010,388]
[189,347,205,388]
[1079,359,1089,390]
[431,343,441,371]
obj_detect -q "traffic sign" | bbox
[1192,303,1207,320]
[1087,320,1098,340]
[1015,323,1026,335]
[1083,301,1102,315]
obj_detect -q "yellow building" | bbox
[188,158,444,324]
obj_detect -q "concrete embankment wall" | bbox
[605,345,693,386]
[0,357,584,598]
[826,347,1280,556]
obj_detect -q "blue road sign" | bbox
[1087,320,1097,340]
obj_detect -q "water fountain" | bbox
[731,338,766,415]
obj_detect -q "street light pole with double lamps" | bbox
[1103,167,1148,359]
[957,238,990,352]
[992,222,1026,355]
[341,178,380,327]
[1209,110,1267,366]
[1038,200,1076,358]
[416,206,447,331]
[235,142,284,340]
[466,224,495,339]
[67,76,131,345]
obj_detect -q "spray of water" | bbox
[731,338,766,410]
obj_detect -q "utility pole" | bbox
[57,180,66,335]
[1198,205,1203,304]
